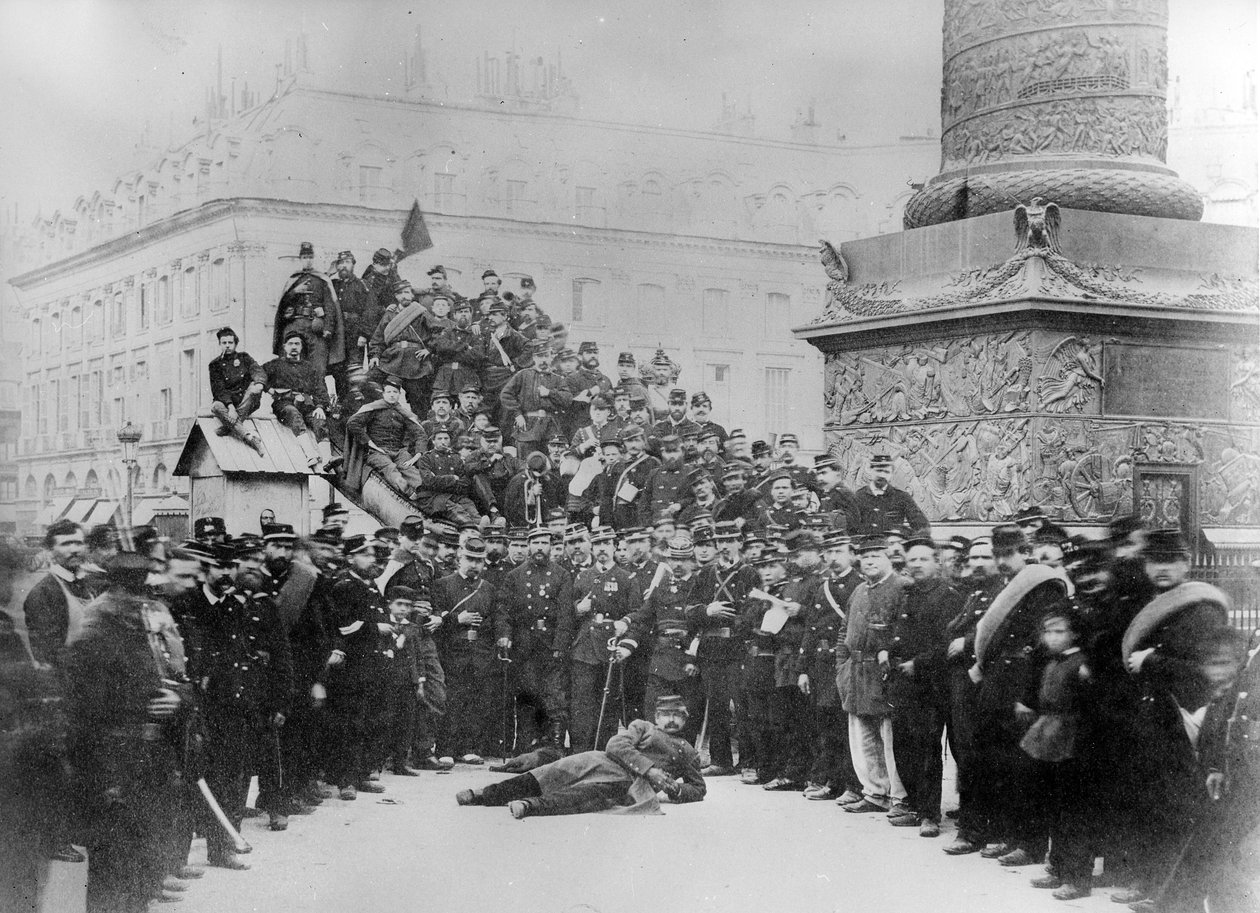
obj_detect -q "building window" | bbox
[181,266,199,318]
[181,347,198,415]
[505,179,527,214]
[67,305,82,350]
[90,299,104,344]
[643,179,661,197]
[110,293,126,336]
[152,463,168,492]
[702,288,730,336]
[73,372,86,430]
[56,377,69,432]
[131,361,149,424]
[765,292,790,336]
[139,283,151,329]
[704,362,733,428]
[46,313,59,354]
[358,165,382,202]
[42,474,55,504]
[110,364,126,426]
[210,258,228,312]
[764,367,792,435]
[571,278,601,325]
[157,276,171,324]
[29,318,39,357]
[636,283,666,327]
[89,368,103,428]
[36,382,48,435]
[434,172,456,210]
[159,388,173,421]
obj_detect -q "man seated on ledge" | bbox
[456,695,705,819]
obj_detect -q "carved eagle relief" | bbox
[1014,197,1062,254]
[820,239,849,283]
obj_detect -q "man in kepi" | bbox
[264,331,334,473]
[208,326,266,455]
[850,453,929,537]
[272,241,344,382]
[455,695,705,818]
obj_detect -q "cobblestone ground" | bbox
[39,765,1179,913]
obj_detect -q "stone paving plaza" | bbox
[87,768,1163,913]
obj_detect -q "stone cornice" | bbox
[10,198,813,292]
[795,296,1259,352]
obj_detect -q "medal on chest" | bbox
[604,580,618,594]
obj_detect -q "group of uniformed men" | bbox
[4,242,1256,913]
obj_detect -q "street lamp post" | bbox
[117,422,143,529]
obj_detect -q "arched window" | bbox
[152,463,168,492]
[157,275,171,324]
[91,298,105,344]
[29,317,40,357]
[110,292,126,336]
[64,471,78,492]
[42,474,56,504]
[181,265,199,318]
[67,305,82,349]
[209,258,228,312]
[23,475,36,499]
[84,469,100,494]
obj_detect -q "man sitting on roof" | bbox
[346,376,425,497]
[263,331,334,473]
[208,326,266,456]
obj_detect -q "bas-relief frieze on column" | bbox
[823,330,1104,428]
[942,25,1166,134]
[943,0,1168,57]
[824,337,1260,526]
[942,96,1167,167]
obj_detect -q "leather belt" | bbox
[661,628,688,637]
[525,410,548,419]
[704,627,732,638]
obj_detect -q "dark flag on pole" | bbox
[395,199,433,262]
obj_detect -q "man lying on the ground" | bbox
[455,695,705,818]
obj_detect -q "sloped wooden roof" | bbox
[175,414,312,477]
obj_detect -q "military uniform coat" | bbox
[208,351,266,408]
[624,571,697,682]
[800,568,861,708]
[688,561,760,664]
[432,571,502,657]
[530,718,705,814]
[561,563,642,666]
[501,559,576,656]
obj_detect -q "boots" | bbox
[297,432,321,470]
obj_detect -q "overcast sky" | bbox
[0,0,1254,218]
